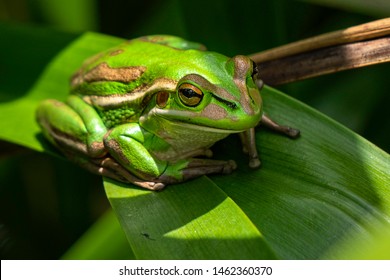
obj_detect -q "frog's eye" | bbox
[178,83,203,107]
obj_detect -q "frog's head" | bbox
[143,54,263,133]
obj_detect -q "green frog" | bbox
[36,35,299,190]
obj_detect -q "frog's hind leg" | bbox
[37,98,165,190]
[58,149,166,191]
[260,114,300,138]
[90,157,165,190]
[36,97,107,158]
[37,99,89,155]
[158,158,237,185]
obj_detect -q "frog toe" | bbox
[222,160,237,174]
[248,157,261,169]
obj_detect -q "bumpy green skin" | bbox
[36,35,263,190]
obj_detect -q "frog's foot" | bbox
[98,158,166,190]
[239,128,261,169]
[72,155,165,191]
[260,114,300,138]
[159,158,237,184]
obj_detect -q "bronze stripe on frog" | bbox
[72,62,146,86]
[82,77,177,109]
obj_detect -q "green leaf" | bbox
[105,177,276,259]
[105,82,390,259]
[62,209,135,260]
[1,31,389,260]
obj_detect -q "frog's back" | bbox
[70,35,229,128]
[71,35,206,94]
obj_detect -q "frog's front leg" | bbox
[260,114,300,139]
[103,124,237,190]
[103,123,168,185]
[240,114,300,169]
[239,128,261,169]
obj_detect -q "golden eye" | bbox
[178,83,203,107]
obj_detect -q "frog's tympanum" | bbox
[36,35,299,190]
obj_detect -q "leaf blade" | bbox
[212,86,390,259]
[104,177,276,259]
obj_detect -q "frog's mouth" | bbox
[145,107,247,134]
[174,121,244,134]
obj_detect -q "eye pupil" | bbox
[178,83,203,107]
[180,88,197,98]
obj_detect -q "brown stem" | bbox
[257,36,390,86]
[249,18,390,85]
